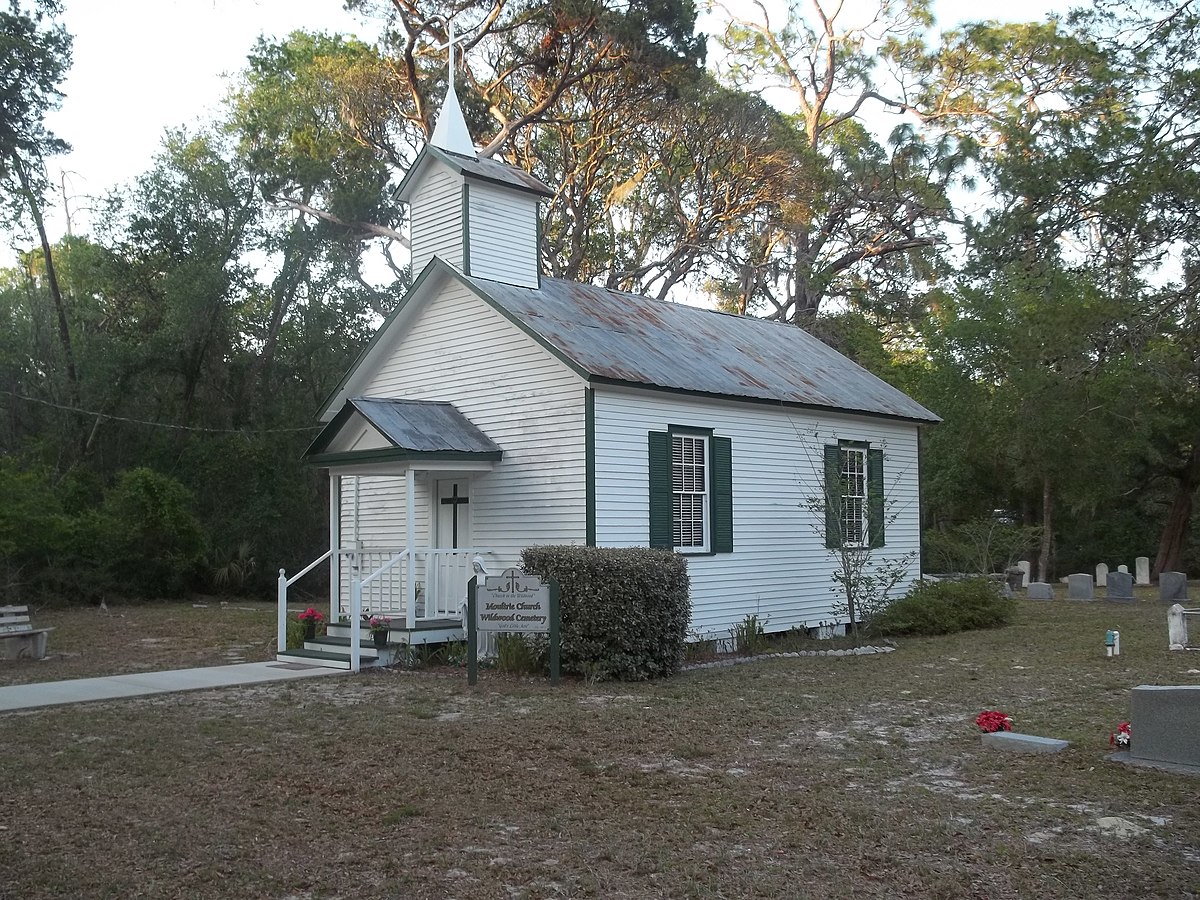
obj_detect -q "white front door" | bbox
[430,479,472,619]
[435,479,472,549]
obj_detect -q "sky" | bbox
[17,0,1070,262]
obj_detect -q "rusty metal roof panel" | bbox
[469,275,940,423]
[351,398,502,453]
[431,147,554,197]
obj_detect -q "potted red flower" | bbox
[297,607,325,641]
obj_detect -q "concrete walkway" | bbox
[0,661,340,712]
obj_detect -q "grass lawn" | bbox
[2,596,1199,898]
[0,599,279,687]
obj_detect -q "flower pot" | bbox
[372,630,389,649]
[303,623,316,642]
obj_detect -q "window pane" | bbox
[672,434,708,549]
[838,447,867,545]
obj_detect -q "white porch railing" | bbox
[278,547,489,673]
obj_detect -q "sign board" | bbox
[477,568,551,633]
[466,570,561,686]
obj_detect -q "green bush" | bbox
[521,546,690,681]
[95,467,206,598]
[871,577,1014,637]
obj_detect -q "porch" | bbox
[275,545,488,671]
[277,397,505,670]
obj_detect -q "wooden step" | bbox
[276,647,371,670]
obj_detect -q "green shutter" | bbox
[711,436,733,554]
[648,431,672,549]
[868,447,885,548]
[824,444,841,549]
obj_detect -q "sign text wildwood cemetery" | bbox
[467,568,560,685]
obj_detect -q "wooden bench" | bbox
[0,605,53,660]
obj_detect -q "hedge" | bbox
[871,577,1014,637]
[521,546,690,681]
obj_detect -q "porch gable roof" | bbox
[305,397,503,467]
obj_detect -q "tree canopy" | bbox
[2,0,1199,599]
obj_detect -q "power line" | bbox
[0,389,321,434]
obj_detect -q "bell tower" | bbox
[396,29,553,288]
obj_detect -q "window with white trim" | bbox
[672,434,709,552]
[840,446,867,546]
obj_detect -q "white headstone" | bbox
[1117,564,1129,574]
[1018,560,1031,587]
[1096,562,1109,587]
[1168,604,1188,650]
[1135,556,1150,585]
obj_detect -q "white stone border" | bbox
[683,645,895,672]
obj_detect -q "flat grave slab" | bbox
[981,732,1070,754]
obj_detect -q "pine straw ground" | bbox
[1,596,1199,899]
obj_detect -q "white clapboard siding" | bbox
[593,386,923,637]
[360,280,587,571]
[410,166,463,275]
[337,474,431,613]
[466,182,540,288]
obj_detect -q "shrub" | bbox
[95,468,206,598]
[521,546,690,681]
[871,577,1014,637]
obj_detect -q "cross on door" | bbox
[439,482,469,548]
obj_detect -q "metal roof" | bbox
[468,274,941,423]
[307,398,503,460]
[349,398,502,453]
[396,145,554,202]
[434,147,554,197]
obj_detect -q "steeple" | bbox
[397,19,553,288]
[430,20,475,156]
[430,84,475,156]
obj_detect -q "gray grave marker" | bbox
[1027,582,1054,600]
[1136,556,1151,586]
[1095,562,1109,587]
[1067,573,1094,600]
[1117,564,1129,574]
[1160,572,1189,602]
[1018,560,1031,587]
[1107,571,1135,602]
[1131,685,1200,769]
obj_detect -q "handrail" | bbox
[278,545,494,666]
[284,549,333,588]
[361,549,408,588]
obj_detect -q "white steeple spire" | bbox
[430,20,475,157]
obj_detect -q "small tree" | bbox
[802,434,918,644]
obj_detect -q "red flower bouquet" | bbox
[976,710,1013,733]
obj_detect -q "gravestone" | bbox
[1018,560,1031,587]
[1167,604,1189,650]
[1106,571,1135,603]
[1160,572,1188,602]
[1027,582,1054,600]
[1067,573,1094,600]
[1136,556,1150,586]
[1130,685,1200,769]
[1095,562,1109,587]
[1117,564,1129,575]
[982,732,1069,754]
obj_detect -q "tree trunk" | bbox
[12,154,79,407]
[1037,475,1053,582]
[1153,442,1200,579]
